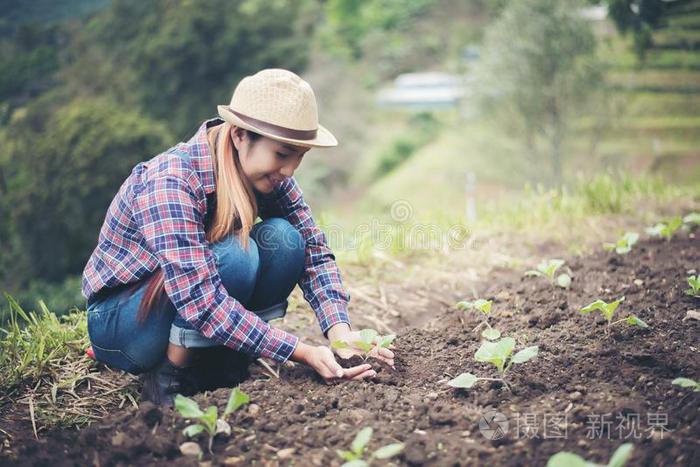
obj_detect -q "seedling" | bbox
[672,377,700,392]
[525,259,571,289]
[603,232,639,255]
[645,217,682,241]
[579,297,648,334]
[456,298,501,340]
[686,275,700,298]
[175,387,250,453]
[547,443,633,467]
[331,329,395,359]
[447,337,538,391]
[683,212,700,226]
[336,426,404,467]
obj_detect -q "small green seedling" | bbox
[447,337,538,391]
[646,217,682,241]
[456,298,501,340]
[336,427,404,467]
[175,387,250,453]
[672,377,700,392]
[547,442,633,467]
[683,212,700,226]
[525,259,571,289]
[603,232,639,255]
[686,275,700,298]
[331,329,395,358]
[579,297,648,334]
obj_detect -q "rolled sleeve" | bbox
[133,175,298,362]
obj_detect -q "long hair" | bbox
[136,123,259,322]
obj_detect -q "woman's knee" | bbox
[211,233,260,301]
[252,217,305,261]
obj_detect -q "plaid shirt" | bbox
[82,118,351,363]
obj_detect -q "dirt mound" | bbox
[3,235,699,466]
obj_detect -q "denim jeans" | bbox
[86,217,305,374]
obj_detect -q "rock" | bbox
[111,432,125,447]
[277,448,295,459]
[569,391,583,401]
[426,391,439,401]
[248,404,261,417]
[180,442,202,458]
[224,455,246,465]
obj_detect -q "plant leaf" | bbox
[183,423,205,438]
[224,387,250,416]
[379,334,396,347]
[341,460,369,467]
[359,329,378,345]
[683,212,700,226]
[580,300,607,314]
[201,406,218,434]
[473,299,492,314]
[475,338,514,373]
[331,340,350,349]
[672,377,700,391]
[546,452,591,467]
[352,341,373,353]
[351,427,373,455]
[524,270,542,277]
[512,346,539,364]
[556,273,572,289]
[174,394,203,418]
[482,327,501,341]
[373,443,405,459]
[448,372,478,389]
[625,315,648,328]
[607,443,634,467]
[336,449,357,462]
[216,419,231,436]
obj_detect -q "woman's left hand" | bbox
[327,325,395,368]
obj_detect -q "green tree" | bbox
[62,0,317,138]
[0,96,173,288]
[475,0,603,185]
[604,0,666,60]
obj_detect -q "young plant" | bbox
[456,298,501,340]
[547,443,633,467]
[447,337,538,391]
[672,377,700,392]
[525,259,571,289]
[645,217,682,241]
[683,212,700,227]
[331,329,395,359]
[579,297,648,333]
[336,426,404,467]
[603,232,639,255]
[175,387,250,453]
[686,275,700,298]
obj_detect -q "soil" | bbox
[2,233,699,466]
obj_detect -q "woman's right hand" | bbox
[292,342,376,384]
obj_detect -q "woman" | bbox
[82,69,394,405]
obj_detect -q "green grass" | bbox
[665,12,700,30]
[608,69,700,91]
[611,48,700,70]
[623,92,700,117]
[653,28,700,49]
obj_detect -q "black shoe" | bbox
[140,358,200,406]
[192,346,252,392]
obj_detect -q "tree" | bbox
[0,96,173,288]
[604,0,666,60]
[475,0,603,185]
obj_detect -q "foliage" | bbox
[579,297,648,332]
[672,377,700,392]
[331,329,395,357]
[456,298,501,340]
[175,387,250,454]
[373,113,439,180]
[604,0,667,60]
[448,337,538,391]
[475,0,603,184]
[547,442,633,467]
[603,232,639,255]
[0,294,88,390]
[525,259,572,289]
[336,426,404,467]
[0,96,173,287]
[645,217,682,241]
[683,212,700,227]
[686,275,700,298]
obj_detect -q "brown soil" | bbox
[2,233,699,466]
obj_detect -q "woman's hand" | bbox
[291,341,376,384]
[326,324,395,368]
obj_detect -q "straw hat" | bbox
[217,69,337,148]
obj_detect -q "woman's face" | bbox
[232,127,309,194]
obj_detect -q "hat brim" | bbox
[217,105,338,148]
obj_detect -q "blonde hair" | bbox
[138,122,258,322]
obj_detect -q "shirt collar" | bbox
[183,118,223,195]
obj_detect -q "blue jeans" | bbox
[86,217,305,374]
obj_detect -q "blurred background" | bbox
[0,0,698,315]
